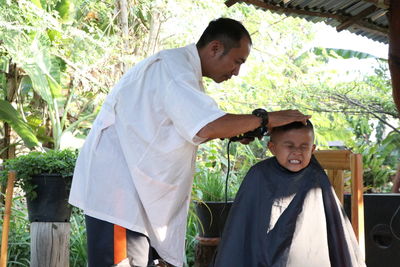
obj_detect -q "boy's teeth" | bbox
[289,160,300,164]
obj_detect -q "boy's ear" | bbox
[311,144,316,153]
[267,141,276,155]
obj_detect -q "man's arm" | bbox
[196,109,310,140]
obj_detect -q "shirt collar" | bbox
[185,43,202,81]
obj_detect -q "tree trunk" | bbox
[30,222,70,267]
[1,61,19,160]
[0,62,19,206]
[146,7,162,57]
[116,0,129,73]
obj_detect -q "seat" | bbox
[313,150,365,252]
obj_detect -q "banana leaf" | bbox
[0,100,39,148]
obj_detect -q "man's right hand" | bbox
[267,110,311,129]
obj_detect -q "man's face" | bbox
[267,128,316,172]
[207,37,251,83]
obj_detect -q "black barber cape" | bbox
[211,156,365,267]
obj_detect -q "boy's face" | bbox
[267,128,316,172]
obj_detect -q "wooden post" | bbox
[388,0,400,115]
[194,236,220,267]
[30,222,70,267]
[0,171,16,267]
[327,169,344,204]
[391,164,400,193]
[350,153,365,255]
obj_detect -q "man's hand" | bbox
[267,110,311,129]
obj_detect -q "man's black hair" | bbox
[196,17,252,55]
[269,120,314,142]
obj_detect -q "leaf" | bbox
[19,76,33,95]
[312,47,386,61]
[47,29,62,42]
[30,0,42,9]
[55,0,73,22]
[0,100,39,148]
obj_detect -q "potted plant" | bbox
[0,149,78,222]
[193,170,238,238]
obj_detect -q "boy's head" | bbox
[267,120,315,172]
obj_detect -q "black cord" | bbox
[217,140,233,237]
[390,203,400,241]
[225,140,232,205]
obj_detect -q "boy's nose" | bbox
[291,147,303,153]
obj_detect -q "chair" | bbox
[313,150,365,252]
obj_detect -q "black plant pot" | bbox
[26,174,72,222]
[194,201,233,238]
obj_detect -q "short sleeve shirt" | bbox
[69,44,226,266]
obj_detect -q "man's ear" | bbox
[267,141,276,156]
[208,40,224,57]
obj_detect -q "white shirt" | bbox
[69,44,226,266]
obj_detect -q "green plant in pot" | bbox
[193,140,262,238]
[193,170,237,238]
[1,149,78,222]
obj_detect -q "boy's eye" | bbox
[284,144,311,151]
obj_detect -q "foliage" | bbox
[351,128,400,192]
[194,138,267,202]
[185,206,199,267]
[0,99,38,148]
[2,195,30,266]
[0,149,77,199]
[69,209,88,266]
[310,47,387,61]
[354,142,395,192]
[193,141,230,202]
[194,170,228,202]
[0,0,119,150]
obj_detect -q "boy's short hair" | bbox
[196,17,252,55]
[269,120,314,142]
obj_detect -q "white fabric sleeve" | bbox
[163,73,226,144]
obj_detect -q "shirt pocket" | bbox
[132,166,179,229]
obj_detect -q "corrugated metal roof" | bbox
[226,0,389,43]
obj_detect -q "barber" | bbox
[69,17,310,267]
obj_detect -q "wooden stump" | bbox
[194,236,220,267]
[30,222,70,267]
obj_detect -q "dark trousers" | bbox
[85,215,163,267]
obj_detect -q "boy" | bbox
[212,120,365,267]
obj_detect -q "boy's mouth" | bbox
[289,159,301,164]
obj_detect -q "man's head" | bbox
[267,120,316,172]
[197,18,252,83]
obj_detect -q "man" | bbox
[69,17,309,267]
